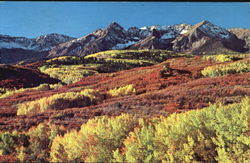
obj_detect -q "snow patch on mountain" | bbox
[112,41,138,50]
[161,32,176,39]
[140,25,169,31]
[0,34,74,52]
[139,30,151,38]
[198,21,232,39]
[35,34,72,43]
[139,24,192,40]
[0,42,33,49]
[180,29,189,34]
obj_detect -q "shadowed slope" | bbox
[0,64,60,89]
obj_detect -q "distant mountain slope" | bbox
[1,21,249,64]
[48,21,248,58]
[0,48,47,64]
[0,33,75,51]
[228,28,250,51]
[48,22,129,57]
[172,21,247,54]
[48,22,193,58]
[0,34,74,64]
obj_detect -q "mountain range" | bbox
[0,20,249,64]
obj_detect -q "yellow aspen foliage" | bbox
[201,60,250,77]
[12,97,248,162]
[50,114,136,162]
[17,89,98,115]
[108,84,136,97]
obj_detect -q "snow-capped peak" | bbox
[138,24,193,40]
[35,33,73,43]
[197,20,232,39]
[140,24,191,32]
[140,25,169,31]
[0,33,74,51]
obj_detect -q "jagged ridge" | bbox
[1,20,249,64]
[0,33,75,52]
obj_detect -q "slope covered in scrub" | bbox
[0,50,249,162]
[0,51,249,131]
[0,98,249,162]
[0,64,60,89]
[38,50,192,84]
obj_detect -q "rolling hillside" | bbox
[0,49,249,162]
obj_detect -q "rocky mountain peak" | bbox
[199,20,212,25]
[172,20,248,54]
[35,33,73,41]
[194,20,233,40]
[0,33,74,52]
[108,22,124,31]
[34,33,75,49]
[104,22,127,43]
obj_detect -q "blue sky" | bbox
[0,2,249,38]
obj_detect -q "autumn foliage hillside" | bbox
[0,50,249,162]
